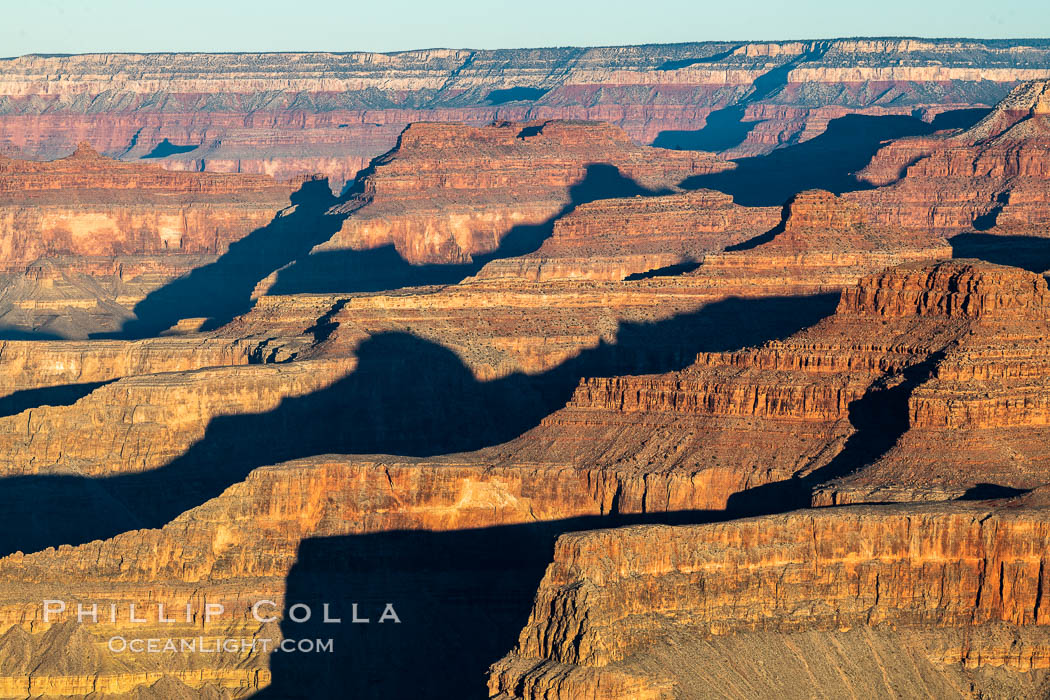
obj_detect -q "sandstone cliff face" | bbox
[306,120,728,269]
[1,253,1049,696]
[0,144,291,268]
[0,454,739,697]
[489,499,1050,699]
[838,259,1050,319]
[0,334,255,396]
[472,260,1050,515]
[2,58,1050,697]
[852,80,1050,237]
[0,146,293,337]
[0,40,1046,186]
[475,189,780,282]
[813,261,1050,504]
[693,189,951,294]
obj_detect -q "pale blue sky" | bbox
[1,0,1047,56]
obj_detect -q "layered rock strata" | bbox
[308,120,728,267]
[853,80,1050,237]
[489,497,1050,699]
[0,144,292,267]
[484,261,1050,511]
[475,189,781,281]
[0,455,723,697]
[692,189,951,294]
[2,260,1050,695]
[814,263,1050,504]
[0,146,293,337]
[2,40,1049,185]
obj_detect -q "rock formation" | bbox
[1,65,1050,699]
[305,120,727,267]
[693,189,951,293]
[495,261,1050,511]
[1,40,1048,187]
[853,80,1050,238]
[0,144,292,266]
[0,146,293,337]
[475,189,780,282]
[489,496,1050,699]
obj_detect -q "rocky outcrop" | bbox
[811,262,1050,504]
[0,358,350,479]
[2,56,1050,698]
[0,147,294,337]
[0,455,728,697]
[838,259,1050,319]
[853,80,1050,236]
[307,120,727,268]
[694,189,951,294]
[475,189,780,281]
[0,144,292,267]
[489,498,1050,699]
[1,40,1047,186]
[484,260,1050,511]
[0,334,255,397]
[0,255,225,337]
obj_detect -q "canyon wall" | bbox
[852,79,1050,239]
[490,499,1050,699]
[0,72,1049,698]
[0,145,293,337]
[2,40,1049,188]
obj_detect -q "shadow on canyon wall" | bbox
[141,138,198,159]
[255,511,726,700]
[254,350,956,699]
[665,108,991,208]
[623,259,702,280]
[0,327,65,341]
[0,292,837,556]
[0,380,115,419]
[258,343,1028,699]
[727,350,947,514]
[653,43,830,153]
[675,114,932,207]
[959,483,1031,500]
[656,44,743,71]
[486,86,548,105]
[96,163,661,338]
[267,163,665,295]
[94,178,344,340]
[949,233,1050,275]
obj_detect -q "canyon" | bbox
[2,40,1050,190]
[0,52,1049,699]
[0,144,293,338]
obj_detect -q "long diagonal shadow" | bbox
[652,43,831,153]
[0,293,838,556]
[950,233,1050,275]
[253,348,948,700]
[665,108,992,208]
[676,114,936,207]
[91,162,667,337]
[256,513,730,700]
[726,350,948,514]
[0,380,116,419]
[267,162,667,295]
[93,178,345,340]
